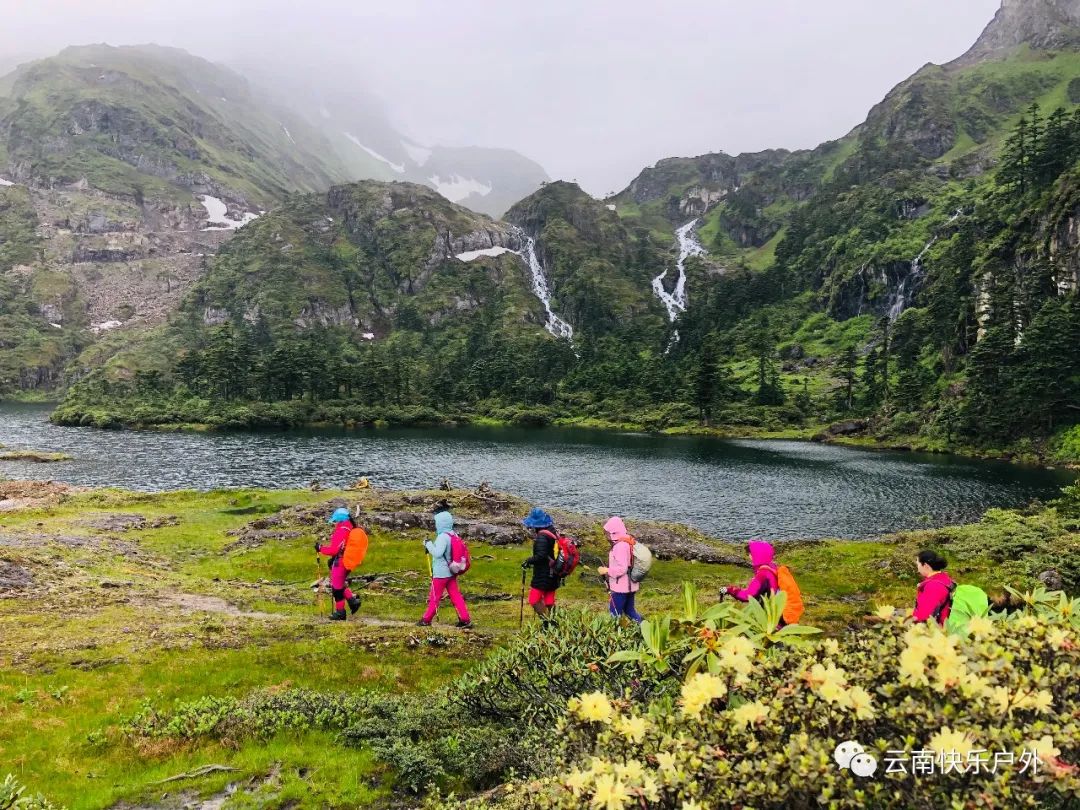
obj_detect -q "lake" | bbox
[0,403,1073,540]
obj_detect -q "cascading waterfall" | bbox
[519,234,574,340]
[653,219,705,321]
[888,209,964,321]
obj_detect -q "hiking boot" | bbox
[456,619,473,629]
[347,595,362,615]
[416,620,431,627]
[329,608,347,621]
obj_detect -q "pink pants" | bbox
[422,577,470,623]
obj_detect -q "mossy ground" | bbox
[0,485,1061,807]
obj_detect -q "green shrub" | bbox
[451,609,659,725]
[460,592,1080,809]
[0,775,62,810]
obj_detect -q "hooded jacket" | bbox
[913,570,955,624]
[319,520,353,561]
[603,517,640,594]
[730,540,779,602]
[424,511,456,579]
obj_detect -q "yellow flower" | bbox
[615,715,649,744]
[729,700,770,727]
[565,770,592,795]
[655,751,677,772]
[875,604,897,620]
[681,801,705,810]
[641,774,660,802]
[1019,689,1054,714]
[818,678,852,707]
[574,692,614,724]
[990,686,1012,713]
[722,635,756,659]
[613,759,646,784]
[934,659,967,690]
[928,728,977,758]
[1017,614,1040,630]
[966,615,995,636]
[588,757,613,777]
[822,638,840,656]
[590,773,631,810]
[1029,735,1061,763]
[898,647,929,686]
[1048,627,1070,650]
[681,672,727,718]
[958,672,992,699]
[848,685,876,720]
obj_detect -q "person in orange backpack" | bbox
[723,539,804,627]
[316,507,362,621]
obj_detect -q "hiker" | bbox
[911,549,955,626]
[521,508,561,620]
[597,516,643,623]
[316,507,362,621]
[419,504,472,628]
[724,539,780,605]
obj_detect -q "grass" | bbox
[3,479,1069,807]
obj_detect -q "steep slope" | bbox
[0,44,362,397]
[53,180,585,425]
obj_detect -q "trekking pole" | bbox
[518,567,526,629]
[314,552,324,615]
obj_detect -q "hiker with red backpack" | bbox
[419,504,472,629]
[723,539,804,627]
[911,549,954,626]
[598,516,644,623]
[316,507,362,621]
[520,508,568,621]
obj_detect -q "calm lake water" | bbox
[0,403,1073,540]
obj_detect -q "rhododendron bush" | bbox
[446,588,1080,809]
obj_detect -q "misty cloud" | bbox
[0,0,1001,194]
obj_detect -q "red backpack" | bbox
[541,529,581,579]
[447,532,471,575]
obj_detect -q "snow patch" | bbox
[456,246,515,262]
[344,133,405,173]
[91,320,123,334]
[427,174,493,202]
[362,332,375,340]
[281,125,296,145]
[49,323,63,330]
[401,140,432,166]
[0,177,15,187]
[198,195,259,231]
[606,204,617,211]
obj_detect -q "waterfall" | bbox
[887,209,963,322]
[653,219,705,322]
[519,235,574,340]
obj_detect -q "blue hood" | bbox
[434,510,454,534]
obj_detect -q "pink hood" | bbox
[748,540,775,568]
[603,516,629,543]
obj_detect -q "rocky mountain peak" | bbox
[954,0,1080,66]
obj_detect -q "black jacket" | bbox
[524,528,561,591]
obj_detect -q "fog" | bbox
[0,0,1001,194]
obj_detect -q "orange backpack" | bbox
[341,527,369,572]
[776,565,804,624]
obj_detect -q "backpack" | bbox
[542,529,581,579]
[447,532,471,576]
[626,538,653,583]
[775,564,804,624]
[944,583,990,635]
[341,526,369,572]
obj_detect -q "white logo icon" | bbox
[834,741,878,778]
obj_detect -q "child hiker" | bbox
[520,508,563,621]
[598,516,643,623]
[316,507,361,621]
[418,503,472,628]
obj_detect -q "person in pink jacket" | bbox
[597,516,643,623]
[911,550,954,625]
[316,507,361,621]
[723,540,779,604]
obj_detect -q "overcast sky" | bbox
[0,0,1001,194]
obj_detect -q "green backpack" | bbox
[943,583,990,635]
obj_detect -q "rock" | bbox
[1037,569,1064,591]
[826,419,869,437]
[0,561,33,591]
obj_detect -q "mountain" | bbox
[21,0,1080,458]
